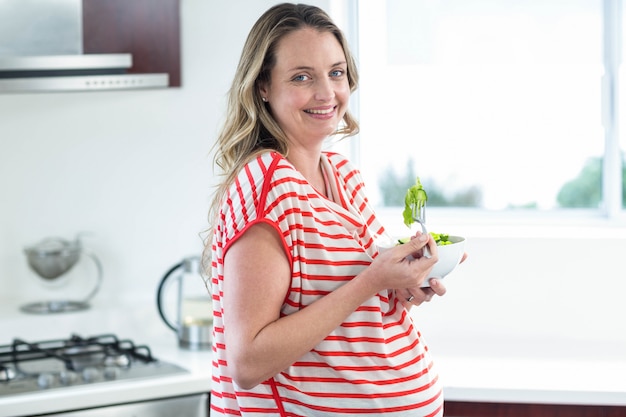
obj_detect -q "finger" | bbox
[410,233,438,260]
[420,287,436,302]
[407,234,439,262]
[395,233,429,258]
[428,278,447,296]
[397,288,414,302]
[396,289,414,310]
[425,234,438,258]
[403,286,428,305]
[460,252,468,264]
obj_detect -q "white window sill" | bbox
[374,206,626,240]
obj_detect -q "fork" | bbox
[412,203,431,258]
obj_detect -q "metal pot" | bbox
[24,237,81,280]
[22,235,103,314]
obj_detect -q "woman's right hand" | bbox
[368,232,438,292]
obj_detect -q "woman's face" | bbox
[260,27,350,148]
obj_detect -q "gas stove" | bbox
[0,333,188,396]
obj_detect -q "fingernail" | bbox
[419,234,428,242]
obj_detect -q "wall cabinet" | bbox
[82,0,181,87]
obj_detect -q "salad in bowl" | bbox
[379,177,466,286]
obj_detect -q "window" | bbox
[331,0,624,221]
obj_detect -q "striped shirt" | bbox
[210,151,443,416]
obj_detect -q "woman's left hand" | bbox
[397,250,468,309]
[397,278,447,309]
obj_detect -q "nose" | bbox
[314,77,335,102]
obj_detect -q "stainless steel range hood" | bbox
[0,0,169,93]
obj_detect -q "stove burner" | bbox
[4,334,155,372]
[60,343,132,371]
[0,334,187,396]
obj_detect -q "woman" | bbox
[206,3,448,416]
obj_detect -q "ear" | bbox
[258,82,269,101]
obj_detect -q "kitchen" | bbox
[1,0,626,416]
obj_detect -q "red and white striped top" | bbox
[210,151,443,416]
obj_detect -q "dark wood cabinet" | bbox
[445,401,626,417]
[82,0,181,87]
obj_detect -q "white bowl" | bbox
[424,235,465,286]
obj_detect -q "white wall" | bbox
[1,0,624,362]
[0,0,325,302]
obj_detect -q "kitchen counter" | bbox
[0,296,212,417]
[1,297,625,416]
[438,355,626,407]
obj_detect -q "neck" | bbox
[286,150,326,196]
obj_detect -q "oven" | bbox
[0,334,208,417]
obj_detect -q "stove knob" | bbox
[82,367,100,382]
[103,366,120,380]
[104,354,130,368]
[37,373,55,389]
[0,366,16,382]
[59,370,79,385]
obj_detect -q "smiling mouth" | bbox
[304,106,336,115]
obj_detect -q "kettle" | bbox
[156,256,213,350]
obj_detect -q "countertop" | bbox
[438,355,626,407]
[1,296,625,416]
[0,296,212,417]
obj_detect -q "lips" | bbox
[304,106,336,115]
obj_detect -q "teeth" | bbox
[306,108,333,114]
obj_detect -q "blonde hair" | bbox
[207,3,360,227]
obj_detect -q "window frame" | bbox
[331,0,626,230]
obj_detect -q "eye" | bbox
[330,69,345,78]
[292,74,311,82]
